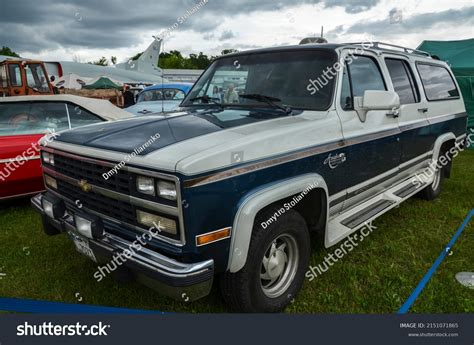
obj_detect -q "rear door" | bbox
[382,55,432,180]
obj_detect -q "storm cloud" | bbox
[0,0,381,53]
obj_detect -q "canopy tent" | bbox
[54,73,91,90]
[418,39,474,133]
[83,76,123,90]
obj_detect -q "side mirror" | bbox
[354,90,400,122]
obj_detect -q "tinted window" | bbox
[340,64,352,110]
[67,104,103,127]
[348,56,386,97]
[385,59,419,104]
[184,50,337,111]
[417,63,459,101]
[0,102,69,136]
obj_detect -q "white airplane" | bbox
[44,39,166,84]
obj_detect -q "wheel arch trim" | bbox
[432,132,456,161]
[228,173,328,273]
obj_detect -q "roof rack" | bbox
[342,41,432,58]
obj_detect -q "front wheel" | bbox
[220,208,310,312]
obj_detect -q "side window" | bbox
[340,64,352,110]
[0,102,69,136]
[8,64,22,87]
[416,63,460,101]
[0,65,7,88]
[385,59,419,104]
[67,104,103,128]
[347,55,386,97]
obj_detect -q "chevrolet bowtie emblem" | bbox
[78,179,92,193]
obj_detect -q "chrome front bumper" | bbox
[31,193,214,301]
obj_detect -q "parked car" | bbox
[0,95,131,201]
[126,83,193,115]
[32,42,468,312]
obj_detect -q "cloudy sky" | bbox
[1,0,473,63]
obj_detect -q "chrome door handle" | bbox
[418,107,428,113]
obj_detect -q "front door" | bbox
[334,50,401,212]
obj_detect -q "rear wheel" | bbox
[220,208,310,312]
[419,156,445,200]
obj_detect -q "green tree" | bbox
[0,46,20,57]
[89,56,108,66]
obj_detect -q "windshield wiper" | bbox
[188,95,224,110]
[239,94,293,115]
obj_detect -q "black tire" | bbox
[220,208,310,312]
[419,158,445,200]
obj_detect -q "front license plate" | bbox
[71,235,96,262]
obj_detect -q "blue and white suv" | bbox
[32,41,468,312]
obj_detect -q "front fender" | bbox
[228,173,328,273]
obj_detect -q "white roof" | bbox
[0,95,132,121]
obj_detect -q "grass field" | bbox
[0,151,473,313]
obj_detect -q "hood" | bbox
[52,108,292,155]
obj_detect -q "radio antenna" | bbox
[161,39,165,114]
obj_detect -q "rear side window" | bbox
[416,63,460,101]
[385,59,419,104]
[66,104,103,128]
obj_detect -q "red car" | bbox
[0,95,131,201]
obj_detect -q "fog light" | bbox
[44,175,57,189]
[41,194,65,219]
[42,199,54,219]
[74,215,103,239]
[136,210,177,235]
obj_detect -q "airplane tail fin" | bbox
[117,39,162,75]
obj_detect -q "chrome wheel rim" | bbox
[260,234,299,298]
[432,167,442,190]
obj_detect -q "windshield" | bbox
[138,88,186,103]
[25,63,50,92]
[183,49,337,111]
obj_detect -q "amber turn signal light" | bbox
[196,228,231,246]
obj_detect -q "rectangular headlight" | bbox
[136,176,155,195]
[44,174,57,189]
[42,152,54,166]
[157,180,177,201]
[136,210,177,235]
